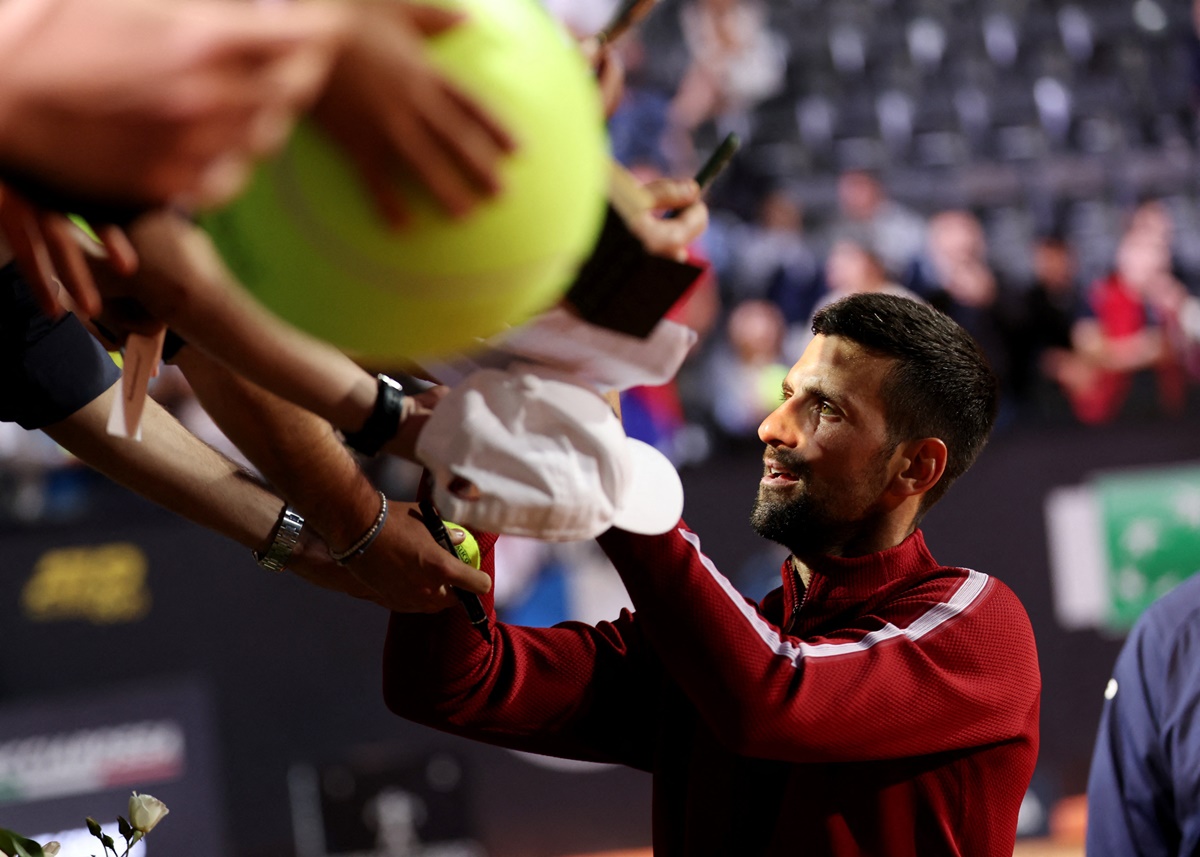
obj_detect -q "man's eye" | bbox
[817,401,836,416]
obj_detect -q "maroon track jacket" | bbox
[384,525,1040,856]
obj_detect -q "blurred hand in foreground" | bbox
[0,184,137,319]
[0,0,349,211]
[310,1,516,228]
[628,177,708,263]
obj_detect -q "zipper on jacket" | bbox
[787,562,808,634]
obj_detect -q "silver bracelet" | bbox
[330,491,388,565]
[254,506,305,572]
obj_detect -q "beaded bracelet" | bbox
[330,491,388,565]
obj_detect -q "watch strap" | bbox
[342,374,405,457]
[254,506,305,572]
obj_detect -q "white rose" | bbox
[128,792,169,833]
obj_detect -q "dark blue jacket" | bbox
[1088,573,1200,856]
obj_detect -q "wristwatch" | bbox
[254,506,305,572]
[342,374,406,457]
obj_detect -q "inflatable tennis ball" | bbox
[444,521,481,569]
[200,0,609,363]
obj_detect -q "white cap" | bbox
[416,366,684,541]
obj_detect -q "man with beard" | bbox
[382,292,1040,856]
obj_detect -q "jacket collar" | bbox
[798,529,939,603]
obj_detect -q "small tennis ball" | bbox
[444,521,481,569]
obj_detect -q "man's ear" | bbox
[891,438,948,499]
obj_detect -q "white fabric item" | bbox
[422,308,697,393]
[492,307,697,391]
[416,365,684,541]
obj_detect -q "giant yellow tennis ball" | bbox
[444,521,481,569]
[200,0,608,363]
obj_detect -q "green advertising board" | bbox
[1096,465,1200,630]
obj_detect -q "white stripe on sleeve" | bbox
[678,528,990,667]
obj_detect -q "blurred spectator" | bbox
[787,239,919,358]
[607,33,676,173]
[705,299,789,442]
[1064,218,1193,424]
[821,239,907,302]
[1129,198,1200,292]
[1129,199,1173,244]
[908,211,996,307]
[1007,234,1087,415]
[908,210,1015,408]
[668,0,787,166]
[725,188,820,308]
[831,171,926,279]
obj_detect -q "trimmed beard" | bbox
[750,481,842,558]
[749,446,892,557]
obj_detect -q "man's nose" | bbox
[759,403,798,448]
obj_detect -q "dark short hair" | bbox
[811,293,998,511]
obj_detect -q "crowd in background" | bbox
[599,0,1200,464]
[4,0,1200,517]
[680,174,1200,459]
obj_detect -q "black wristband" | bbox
[342,374,405,457]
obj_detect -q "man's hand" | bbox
[294,502,492,613]
[310,1,515,228]
[629,177,708,262]
[0,0,349,211]
[0,184,137,319]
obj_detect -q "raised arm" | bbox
[89,211,383,435]
[382,530,664,769]
[171,344,490,609]
[43,379,284,553]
